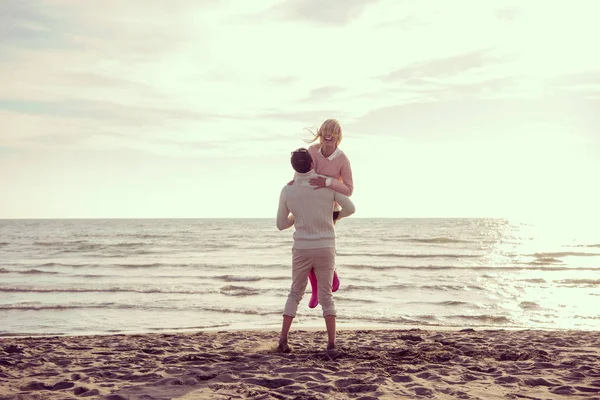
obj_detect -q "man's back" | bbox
[277,171,354,249]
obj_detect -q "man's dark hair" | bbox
[291,148,312,173]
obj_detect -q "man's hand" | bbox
[309,176,327,190]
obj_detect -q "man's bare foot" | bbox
[276,342,292,353]
[327,343,336,350]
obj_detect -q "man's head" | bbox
[290,148,313,173]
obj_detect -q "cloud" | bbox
[0,68,160,102]
[0,99,248,155]
[256,108,349,124]
[548,71,600,88]
[0,109,129,148]
[267,76,298,85]
[0,1,81,50]
[303,86,346,101]
[380,49,502,82]
[0,146,18,158]
[495,6,520,22]
[0,1,214,62]
[262,0,381,25]
[374,15,423,30]
[404,76,519,99]
[347,96,600,141]
[0,99,237,125]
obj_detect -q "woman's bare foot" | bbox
[327,343,336,350]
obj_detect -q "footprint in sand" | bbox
[243,377,295,389]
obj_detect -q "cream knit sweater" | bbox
[276,170,355,249]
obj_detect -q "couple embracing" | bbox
[275,119,356,352]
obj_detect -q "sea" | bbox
[1,218,599,337]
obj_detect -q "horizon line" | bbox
[0,216,516,220]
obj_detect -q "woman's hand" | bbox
[309,176,327,189]
[287,180,294,186]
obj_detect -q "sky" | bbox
[1,0,599,219]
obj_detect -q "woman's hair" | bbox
[305,119,343,146]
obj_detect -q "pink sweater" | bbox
[306,144,354,196]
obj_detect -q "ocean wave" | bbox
[201,243,237,250]
[0,268,59,275]
[116,233,172,239]
[0,303,134,311]
[337,252,480,259]
[519,301,541,310]
[219,285,260,296]
[343,284,411,291]
[351,315,431,325]
[215,275,261,282]
[147,323,231,332]
[0,303,280,314]
[37,262,85,267]
[29,261,289,271]
[556,279,600,286]
[334,296,377,304]
[34,262,187,269]
[343,264,600,271]
[213,275,287,282]
[521,278,546,284]
[453,315,513,324]
[421,284,485,291]
[341,283,483,292]
[77,244,107,251]
[0,242,9,246]
[48,243,105,252]
[406,300,474,307]
[437,300,471,306]
[33,240,86,246]
[115,263,164,268]
[236,244,285,250]
[402,237,471,244]
[112,242,150,248]
[0,286,215,295]
[199,306,280,316]
[526,257,563,264]
[531,251,600,258]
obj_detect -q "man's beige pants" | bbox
[283,247,336,318]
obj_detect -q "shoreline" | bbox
[2,320,596,339]
[1,328,599,399]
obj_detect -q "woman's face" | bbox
[321,131,339,147]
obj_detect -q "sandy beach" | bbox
[0,329,599,399]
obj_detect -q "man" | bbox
[276,148,356,352]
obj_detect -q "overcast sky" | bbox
[1,0,599,219]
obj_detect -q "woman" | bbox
[292,119,354,308]
[305,119,354,198]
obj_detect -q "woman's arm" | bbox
[310,157,354,196]
[327,161,353,196]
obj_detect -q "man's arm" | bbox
[333,192,355,220]
[276,188,295,230]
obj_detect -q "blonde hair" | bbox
[305,119,343,146]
